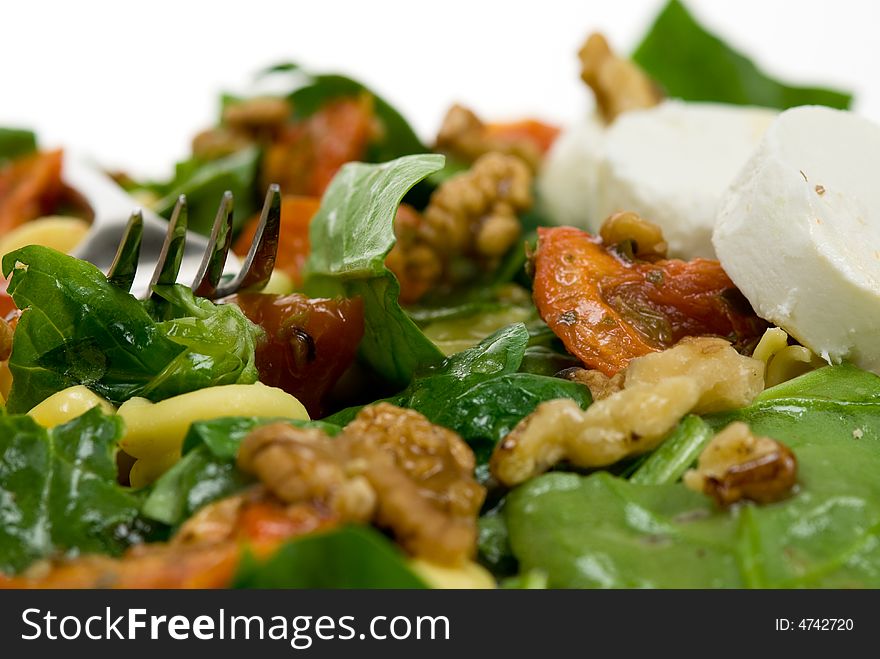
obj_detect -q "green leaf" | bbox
[303,155,446,385]
[1,247,261,412]
[506,472,742,588]
[143,416,340,526]
[327,324,590,466]
[506,365,880,588]
[0,409,149,574]
[633,0,852,110]
[152,146,260,235]
[142,284,261,401]
[0,127,37,164]
[233,525,427,588]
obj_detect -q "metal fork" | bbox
[65,153,280,299]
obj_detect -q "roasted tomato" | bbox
[230,293,364,417]
[0,150,64,234]
[532,226,766,375]
[484,119,560,155]
[262,95,375,198]
[234,195,321,286]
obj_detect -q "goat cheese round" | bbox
[538,100,776,258]
[713,106,880,372]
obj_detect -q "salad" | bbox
[1,0,878,589]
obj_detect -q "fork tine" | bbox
[146,195,188,298]
[214,185,281,298]
[191,191,235,299]
[106,210,143,292]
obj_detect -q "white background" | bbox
[2,0,878,177]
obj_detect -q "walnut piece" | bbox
[436,104,543,171]
[237,403,486,565]
[490,337,763,486]
[684,422,798,506]
[579,33,662,123]
[386,152,532,303]
[599,211,668,259]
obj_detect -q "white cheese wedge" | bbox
[713,105,880,372]
[536,112,605,228]
[538,101,776,258]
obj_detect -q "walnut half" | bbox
[684,422,798,506]
[237,403,486,565]
[490,337,764,487]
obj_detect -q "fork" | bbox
[65,153,280,299]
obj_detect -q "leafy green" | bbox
[506,365,880,588]
[142,284,261,400]
[327,323,590,466]
[260,63,427,163]
[507,472,741,588]
[0,127,37,163]
[2,246,261,412]
[143,416,340,526]
[234,525,427,589]
[634,0,852,110]
[303,155,446,385]
[478,506,517,577]
[151,146,260,235]
[0,408,150,574]
[630,415,713,485]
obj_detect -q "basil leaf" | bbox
[506,365,880,588]
[143,416,340,526]
[303,155,446,385]
[234,525,427,589]
[634,0,853,110]
[152,146,260,235]
[0,408,149,574]
[1,247,260,412]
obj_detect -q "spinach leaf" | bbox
[327,324,590,466]
[261,63,427,163]
[303,155,446,385]
[152,146,260,235]
[506,365,880,588]
[478,506,517,577]
[506,472,741,588]
[634,0,853,110]
[0,127,37,163]
[0,408,149,574]
[233,525,427,588]
[143,416,341,526]
[2,247,260,412]
[142,284,261,401]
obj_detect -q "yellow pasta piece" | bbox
[752,327,788,366]
[408,558,496,589]
[752,326,825,388]
[27,385,116,428]
[118,382,309,462]
[129,450,180,489]
[765,344,825,388]
[0,216,90,258]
